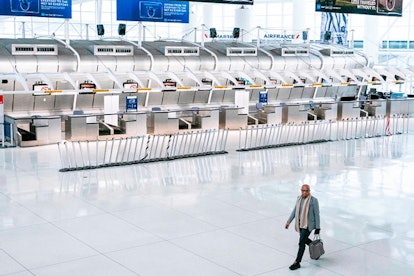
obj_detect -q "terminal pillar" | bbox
[292,0,306,33]
[363,16,380,65]
[234,6,252,42]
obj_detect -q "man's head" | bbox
[301,184,310,198]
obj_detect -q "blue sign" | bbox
[117,0,189,23]
[126,96,138,112]
[259,91,268,103]
[0,0,72,18]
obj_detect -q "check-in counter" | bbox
[282,104,309,123]
[5,115,61,147]
[219,106,247,130]
[314,103,338,120]
[192,108,219,129]
[256,104,283,124]
[147,110,179,134]
[337,101,361,120]
[386,99,412,116]
[364,99,386,116]
[65,114,99,141]
[119,112,147,136]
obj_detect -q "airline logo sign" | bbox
[205,33,236,39]
[205,33,302,40]
[263,33,301,40]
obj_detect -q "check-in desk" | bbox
[314,103,338,120]
[337,101,361,120]
[256,105,283,124]
[147,110,179,134]
[219,106,247,129]
[119,112,147,136]
[65,114,99,141]
[386,99,412,116]
[364,99,387,116]
[192,108,220,129]
[5,115,61,147]
[282,104,309,123]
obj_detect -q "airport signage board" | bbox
[126,96,138,112]
[174,0,253,5]
[259,91,268,103]
[117,0,189,23]
[0,0,72,18]
[315,0,402,17]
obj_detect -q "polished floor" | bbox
[1,130,414,275]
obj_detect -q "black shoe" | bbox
[289,262,301,270]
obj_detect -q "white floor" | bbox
[1,131,414,275]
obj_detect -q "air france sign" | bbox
[261,33,303,42]
[263,33,301,40]
[205,32,303,41]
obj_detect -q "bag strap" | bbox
[313,234,321,240]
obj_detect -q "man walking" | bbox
[285,184,320,270]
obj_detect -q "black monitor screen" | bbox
[315,0,402,17]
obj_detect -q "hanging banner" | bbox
[315,0,402,17]
[0,0,72,18]
[320,12,348,46]
[117,0,189,23]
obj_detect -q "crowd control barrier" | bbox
[238,121,333,151]
[237,115,410,151]
[58,128,229,172]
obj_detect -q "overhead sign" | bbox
[315,0,402,17]
[259,91,268,103]
[126,96,138,112]
[0,0,72,18]
[117,0,189,23]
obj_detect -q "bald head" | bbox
[301,184,310,198]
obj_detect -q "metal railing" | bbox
[58,128,229,172]
[238,120,333,151]
[237,115,410,151]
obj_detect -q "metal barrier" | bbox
[336,115,409,140]
[237,115,410,151]
[238,120,333,151]
[58,128,229,172]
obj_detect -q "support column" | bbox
[183,3,198,42]
[292,0,306,32]
[203,3,214,32]
[363,16,380,65]
[96,0,103,36]
[234,6,252,42]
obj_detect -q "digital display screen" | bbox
[117,0,189,23]
[315,0,402,17]
[0,0,72,18]
[174,0,253,4]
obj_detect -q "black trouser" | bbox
[296,228,312,263]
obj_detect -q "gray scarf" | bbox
[294,195,311,232]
